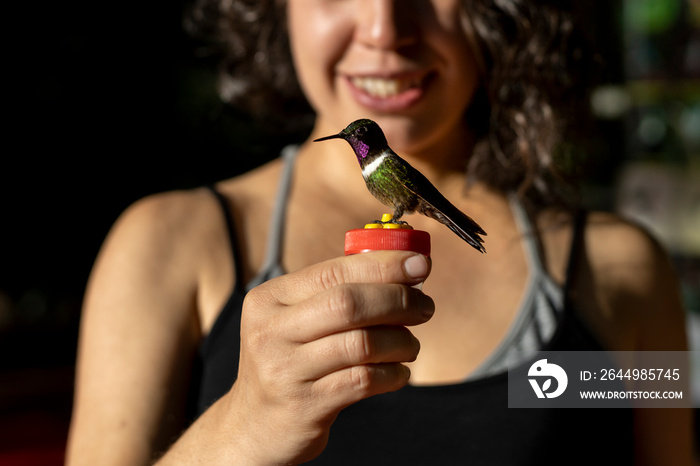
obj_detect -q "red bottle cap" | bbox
[344,217,431,257]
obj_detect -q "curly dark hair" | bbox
[185,0,593,207]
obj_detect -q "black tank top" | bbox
[187,157,635,465]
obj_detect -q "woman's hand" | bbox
[210,251,433,464]
[73,192,432,466]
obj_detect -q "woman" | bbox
[66,0,693,464]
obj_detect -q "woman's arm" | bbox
[66,192,205,465]
[624,230,693,466]
[583,214,694,466]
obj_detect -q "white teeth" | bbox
[351,76,421,98]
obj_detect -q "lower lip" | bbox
[344,76,428,113]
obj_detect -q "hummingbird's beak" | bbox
[313,133,343,142]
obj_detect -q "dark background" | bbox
[3,0,289,461]
[1,0,697,463]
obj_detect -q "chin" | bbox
[377,115,460,157]
[361,115,422,148]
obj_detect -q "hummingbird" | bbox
[314,118,486,253]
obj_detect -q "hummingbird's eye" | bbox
[355,126,367,136]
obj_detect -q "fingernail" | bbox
[404,254,429,279]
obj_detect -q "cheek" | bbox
[287,0,353,111]
[445,41,480,105]
[432,7,481,112]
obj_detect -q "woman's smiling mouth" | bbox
[350,75,424,98]
[344,73,433,112]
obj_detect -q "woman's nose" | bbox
[355,0,418,50]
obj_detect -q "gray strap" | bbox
[508,194,548,279]
[246,145,298,291]
[466,194,556,380]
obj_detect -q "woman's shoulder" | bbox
[583,211,672,289]
[537,206,685,351]
[95,188,228,298]
[577,210,686,351]
[214,155,286,208]
[536,207,671,289]
[116,158,285,242]
[584,210,660,258]
[113,188,223,248]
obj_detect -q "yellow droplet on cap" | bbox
[363,214,413,230]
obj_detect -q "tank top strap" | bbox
[246,145,299,291]
[563,207,588,311]
[207,185,245,294]
[507,193,549,280]
[466,194,564,380]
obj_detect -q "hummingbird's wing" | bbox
[387,156,487,253]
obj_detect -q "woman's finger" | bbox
[295,325,421,381]
[281,282,434,342]
[251,251,431,306]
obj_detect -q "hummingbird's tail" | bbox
[443,212,487,253]
[445,215,486,253]
[423,204,487,253]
